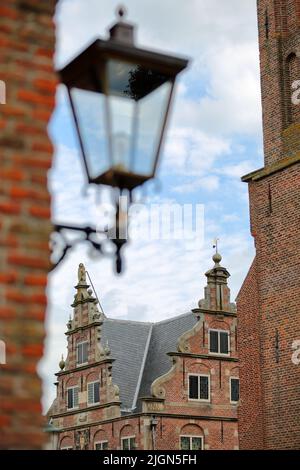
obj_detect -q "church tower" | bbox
[237,0,300,449]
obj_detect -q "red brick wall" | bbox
[238,0,300,449]
[0,0,57,449]
[257,0,300,166]
[236,260,264,449]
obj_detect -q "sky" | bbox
[40,0,263,412]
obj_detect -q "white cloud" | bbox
[163,128,231,176]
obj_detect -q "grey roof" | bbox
[101,311,197,412]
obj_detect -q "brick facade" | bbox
[237,0,300,450]
[48,258,239,450]
[0,0,57,449]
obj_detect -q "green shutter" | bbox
[220,332,229,354]
[88,383,94,404]
[209,330,219,353]
[231,378,239,402]
[67,388,73,409]
[189,375,199,399]
[94,382,100,403]
[74,387,79,407]
[200,376,209,400]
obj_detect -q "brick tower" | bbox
[237,0,300,449]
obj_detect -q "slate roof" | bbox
[101,311,197,413]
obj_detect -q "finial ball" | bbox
[117,5,127,19]
[213,252,222,264]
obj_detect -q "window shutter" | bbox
[200,376,209,400]
[94,382,100,403]
[74,387,79,407]
[83,342,88,363]
[88,383,94,404]
[77,344,83,364]
[189,375,199,399]
[231,378,239,402]
[220,332,229,354]
[209,330,219,353]
[67,388,73,409]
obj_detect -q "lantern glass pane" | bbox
[134,81,172,176]
[70,88,110,180]
[107,60,172,177]
[109,95,135,172]
[107,60,169,100]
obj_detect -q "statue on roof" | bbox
[78,263,87,284]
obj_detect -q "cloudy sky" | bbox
[40,0,263,411]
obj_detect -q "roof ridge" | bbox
[104,317,153,325]
[154,311,194,325]
[104,311,194,326]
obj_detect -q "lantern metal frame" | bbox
[58,15,188,190]
[51,9,189,273]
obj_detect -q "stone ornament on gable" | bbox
[151,356,179,399]
[78,263,87,284]
[177,312,204,353]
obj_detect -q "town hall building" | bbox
[47,254,239,450]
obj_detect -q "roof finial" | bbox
[212,238,222,265]
[78,263,87,284]
[117,5,127,21]
[59,354,65,370]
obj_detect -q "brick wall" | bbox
[0,0,57,449]
[236,260,264,449]
[237,0,300,449]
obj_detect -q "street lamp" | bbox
[59,7,188,190]
[52,7,189,272]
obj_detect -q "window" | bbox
[180,436,203,450]
[209,329,229,355]
[121,436,136,450]
[77,341,88,365]
[230,377,239,403]
[188,374,210,401]
[67,386,79,409]
[88,381,100,405]
[94,441,108,450]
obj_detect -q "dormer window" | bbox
[209,329,229,356]
[76,341,88,365]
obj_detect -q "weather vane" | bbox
[213,238,219,254]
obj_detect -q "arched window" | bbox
[179,424,204,450]
[60,436,73,450]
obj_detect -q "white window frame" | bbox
[121,435,136,450]
[208,328,230,356]
[60,446,73,451]
[180,435,204,450]
[76,341,88,366]
[94,440,108,450]
[188,373,210,402]
[230,376,240,404]
[87,380,100,405]
[66,386,79,410]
